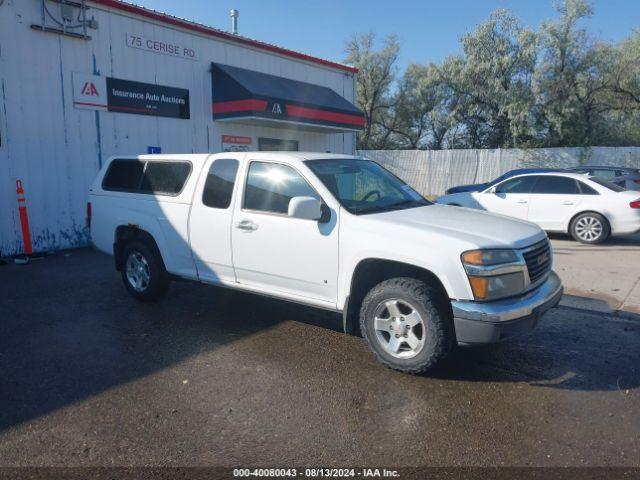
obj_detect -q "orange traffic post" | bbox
[16,180,33,256]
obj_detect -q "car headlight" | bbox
[461,249,525,301]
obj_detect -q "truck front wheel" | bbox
[359,277,454,374]
[121,240,170,302]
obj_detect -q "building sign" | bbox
[73,73,190,119]
[126,33,198,61]
[72,73,108,111]
[222,135,252,152]
[107,78,190,119]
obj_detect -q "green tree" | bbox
[533,0,616,145]
[345,33,401,149]
[346,0,640,150]
[385,64,454,149]
[437,10,538,148]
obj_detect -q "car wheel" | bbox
[570,212,610,244]
[359,277,454,374]
[121,240,170,301]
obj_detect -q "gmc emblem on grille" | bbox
[537,252,549,266]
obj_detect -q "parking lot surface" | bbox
[552,233,640,316]
[1,246,639,467]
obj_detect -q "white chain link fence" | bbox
[358,147,640,197]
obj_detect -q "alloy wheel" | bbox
[125,251,151,292]
[373,298,426,359]
[574,216,603,242]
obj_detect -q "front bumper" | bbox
[451,271,563,345]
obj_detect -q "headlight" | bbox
[467,272,525,300]
[461,249,518,266]
[461,249,525,301]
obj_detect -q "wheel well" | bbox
[342,259,450,336]
[568,210,610,233]
[113,226,162,271]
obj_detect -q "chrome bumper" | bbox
[451,271,563,345]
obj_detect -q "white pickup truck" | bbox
[89,153,563,373]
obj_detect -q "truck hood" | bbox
[368,204,546,249]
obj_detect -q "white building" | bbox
[0,0,362,256]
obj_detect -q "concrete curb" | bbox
[558,296,640,322]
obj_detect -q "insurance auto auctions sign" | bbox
[72,72,190,119]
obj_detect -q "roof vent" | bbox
[230,9,239,35]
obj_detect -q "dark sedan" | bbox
[567,165,640,192]
[445,168,565,195]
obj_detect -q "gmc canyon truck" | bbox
[89,153,563,373]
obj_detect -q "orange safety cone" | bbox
[16,180,33,256]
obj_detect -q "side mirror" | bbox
[488,186,498,194]
[288,196,323,221]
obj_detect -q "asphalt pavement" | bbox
[0,247,639,467]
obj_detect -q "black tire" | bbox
[120,240,170,301]
[569,212,610,244]
[359,277,454,374]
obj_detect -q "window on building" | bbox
[202,159,239,209]
[243,162,318,214]
[495,176,538,194]
[532,176,579,194]
[258,138,299,151]
[102,159,191,195]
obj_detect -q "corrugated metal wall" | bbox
[0,0,356,256]
[359,147,640,197]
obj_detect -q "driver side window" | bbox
[243,162,319,215]
[494,176,538,194]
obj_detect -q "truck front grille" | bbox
[522,239,552,284]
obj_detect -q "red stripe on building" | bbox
[74,101,108,108]
[92,0,358,74]
[285,105,365,127]
[212,99,268,114]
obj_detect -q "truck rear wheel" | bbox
[359,277,454,374]
[121,240,170,302]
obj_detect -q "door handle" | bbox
[235,220,258,231]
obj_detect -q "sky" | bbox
[135,0,639,70]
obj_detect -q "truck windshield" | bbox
[306,159,430,215]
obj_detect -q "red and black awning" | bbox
[211,63,364,132]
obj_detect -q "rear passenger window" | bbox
[102,159,191,195]
[103,160,145,191]
[577,181,599,195]
[202,159,239,209]
[140,162,191,195]
[532,176,579,194]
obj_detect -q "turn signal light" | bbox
[462,250,484,265]
[469,276,489,300]
[630,200,640,209]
